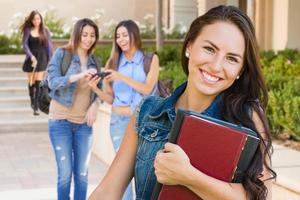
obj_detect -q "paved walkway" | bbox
[1,132,300,200]
[0,131,108,200]
[272,143,300,193]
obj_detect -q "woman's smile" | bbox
[199,69,221,84]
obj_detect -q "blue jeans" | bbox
[110,112,133,200]
[48,119,93,200]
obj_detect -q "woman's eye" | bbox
[204,46,215,54]
[227,56,238,64]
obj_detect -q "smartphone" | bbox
[92,72,111,79]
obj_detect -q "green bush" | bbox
[262,49,300,139]
[277,48,300,62]
[44,10,70,39]
[164,24,187,39]
[0,34,22,54]
[157,45,182,66]
[0,35,10,54]
[159,61,186,90]
[94,46,112,67]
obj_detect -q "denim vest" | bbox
[47,48,98,107]
[134,82,223,200]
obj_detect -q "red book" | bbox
[151,109,260,200]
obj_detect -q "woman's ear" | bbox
[236,69,244,80]
[185,44,192,58]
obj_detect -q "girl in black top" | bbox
[20,10,52,115]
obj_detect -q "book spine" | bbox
[151,110,186,200]
[168,109,186,143]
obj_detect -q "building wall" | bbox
[254,0,274,50]
[134,0,156,22]
[197,0,238,18]
[270,0,300,50]
[0,0,154,35]
[272,0,288,50]
[286,0,300,50]
[1,0,299,51]
[170,0,198,29]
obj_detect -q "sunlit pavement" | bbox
[0,132,108,200]
[0,185,99,200]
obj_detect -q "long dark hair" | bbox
[181,5,276,200]
[20,10,48,47]
[64,18,99,55]
[107,20,142,70]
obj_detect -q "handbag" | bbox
[38,79,51,114]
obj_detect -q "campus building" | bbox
[0,0,299,50]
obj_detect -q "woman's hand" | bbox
[104,69,123,82]
[154,142,191,186]
[85,101,98,127]
[82,68,97,79]
[69,68,97,83]
[31,56,37,68]
[31,55,37,63]
[87,74,101,90]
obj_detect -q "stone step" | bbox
[0,55,25,69]
[0,62,23,69]
[0,118,48,133]
[0,55,49,134]
[0,96,30,108]
[0,107,48,119]
[0,77,28,86]
[0,86,28,97]
[0,68,24,77]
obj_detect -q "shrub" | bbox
[44,10,69,39]
[262,49,300,139]
[0,34,22,54]
[157,45,182,66]
[159,61,186,90]
[0,35,10,54]
[164,24,187,39]
[94,46,112,67]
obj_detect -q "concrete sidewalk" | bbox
[272,143,300,199]
[0,132,108,200]
[0,133,300,199]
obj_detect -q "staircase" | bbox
[0,55,48,133]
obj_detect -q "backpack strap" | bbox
[91,55,102,72]
[143,52,155,74]
[61,50,72,75]
[60,50,101,75]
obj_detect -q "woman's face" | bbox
[116,26,132,52]
[187,21,245,97]
[31,14,41,28]
[79,25,96,52]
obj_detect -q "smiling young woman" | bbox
[87,20,160,200]
[46,18,100,200]
[89,5,276,200]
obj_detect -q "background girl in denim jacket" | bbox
[20,10,52,115]
[88,20,160,200]
[89,5,276,200]
[47,18,99,200]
